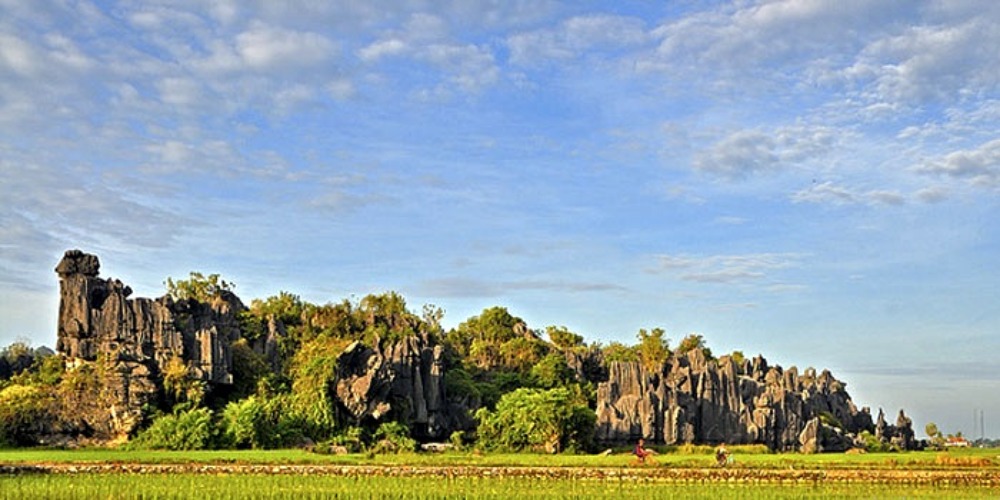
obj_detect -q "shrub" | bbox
[475,387,595,453]
[221,397,266,449]
[449,430,467,451]
[325,426,367,453]
[818,411,843,429]
[370,421,417,454]
[221,394,305,449]
[129,406,215,450]
[859,430,892,453]
[0,384,55,446]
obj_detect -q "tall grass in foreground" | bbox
[1,473,996,499]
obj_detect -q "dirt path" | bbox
[3,463,999,485]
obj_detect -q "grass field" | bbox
[1,447,998,499]
[1,445,996,468]
[2,473,999,499]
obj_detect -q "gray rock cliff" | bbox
[595,350,875,451]
[55,249,242,439]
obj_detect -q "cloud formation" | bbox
[650,253,804,285]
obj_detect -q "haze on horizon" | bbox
[1,1,998,439]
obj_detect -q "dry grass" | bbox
[935,453,994,467]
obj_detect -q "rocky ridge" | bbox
[594,350,890,451]
[49,249,913,450]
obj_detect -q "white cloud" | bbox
[419,43,499,92]
[358,38,408,62]
[507,14,648,66]
[0,158,192,288]
[791,181,906,206]
[693,126,842,179]
[356,12,500,95]
[0,30,95,78]
[916,138,1000,188]
[233,21,337,72]
[693,130,779,178]
[156,77,203,107]
[417,276,626,298]
[326,78,356,100]
[649,0,912,78]
[845,15,1000,106]
[914,186,949,203]
[650,253,804,284]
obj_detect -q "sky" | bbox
[1,0,998,439]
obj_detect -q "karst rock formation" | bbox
[594,350,881,451]
[52,249,913,450]
[55,249,242,439]
[53,249,452,441]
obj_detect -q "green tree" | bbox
[546,326,583,350]
[371,421,417,454]
[220,394,303,449]
[729,350,746,365]
[925,422,945,450]
[636,328,670,372]
[474,387,595,453]
[530,353,574,389]
[165,272,234,302]
[161,356,204,408]
[446,306,526,362]
[601,342,638,363]
[498,337,548,373]
[249,291,307,327]
[357,291,421,343]
[229,339,271,400]
[676,333,712,358]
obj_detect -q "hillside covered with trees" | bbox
[0,250,920,453]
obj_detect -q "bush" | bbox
[220,394,305,449]
[372,422,417,453]
[221,397,266,449]
[328,426,367,453]
[129,406,215,450]
[449,430,467,451]
[859,430,892,453]
[370,421,417,454]
[0,384,54,446]
[475,387,595,453]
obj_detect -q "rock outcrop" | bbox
[48,249,909,452]
[55,249,242,439]
[53,250,457,442]
[874,408,919,451]
[595,350,875,451]
[334,334,452,440]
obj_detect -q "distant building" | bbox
[944,436,971,447]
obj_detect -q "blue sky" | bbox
[2,1,998,438]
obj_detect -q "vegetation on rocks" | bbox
[0,250,938,456]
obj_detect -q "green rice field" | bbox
[1,447,997,499]
[1,473,998,499]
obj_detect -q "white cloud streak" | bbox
[650,253,804,285]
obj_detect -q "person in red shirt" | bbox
[634,438,655,463]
